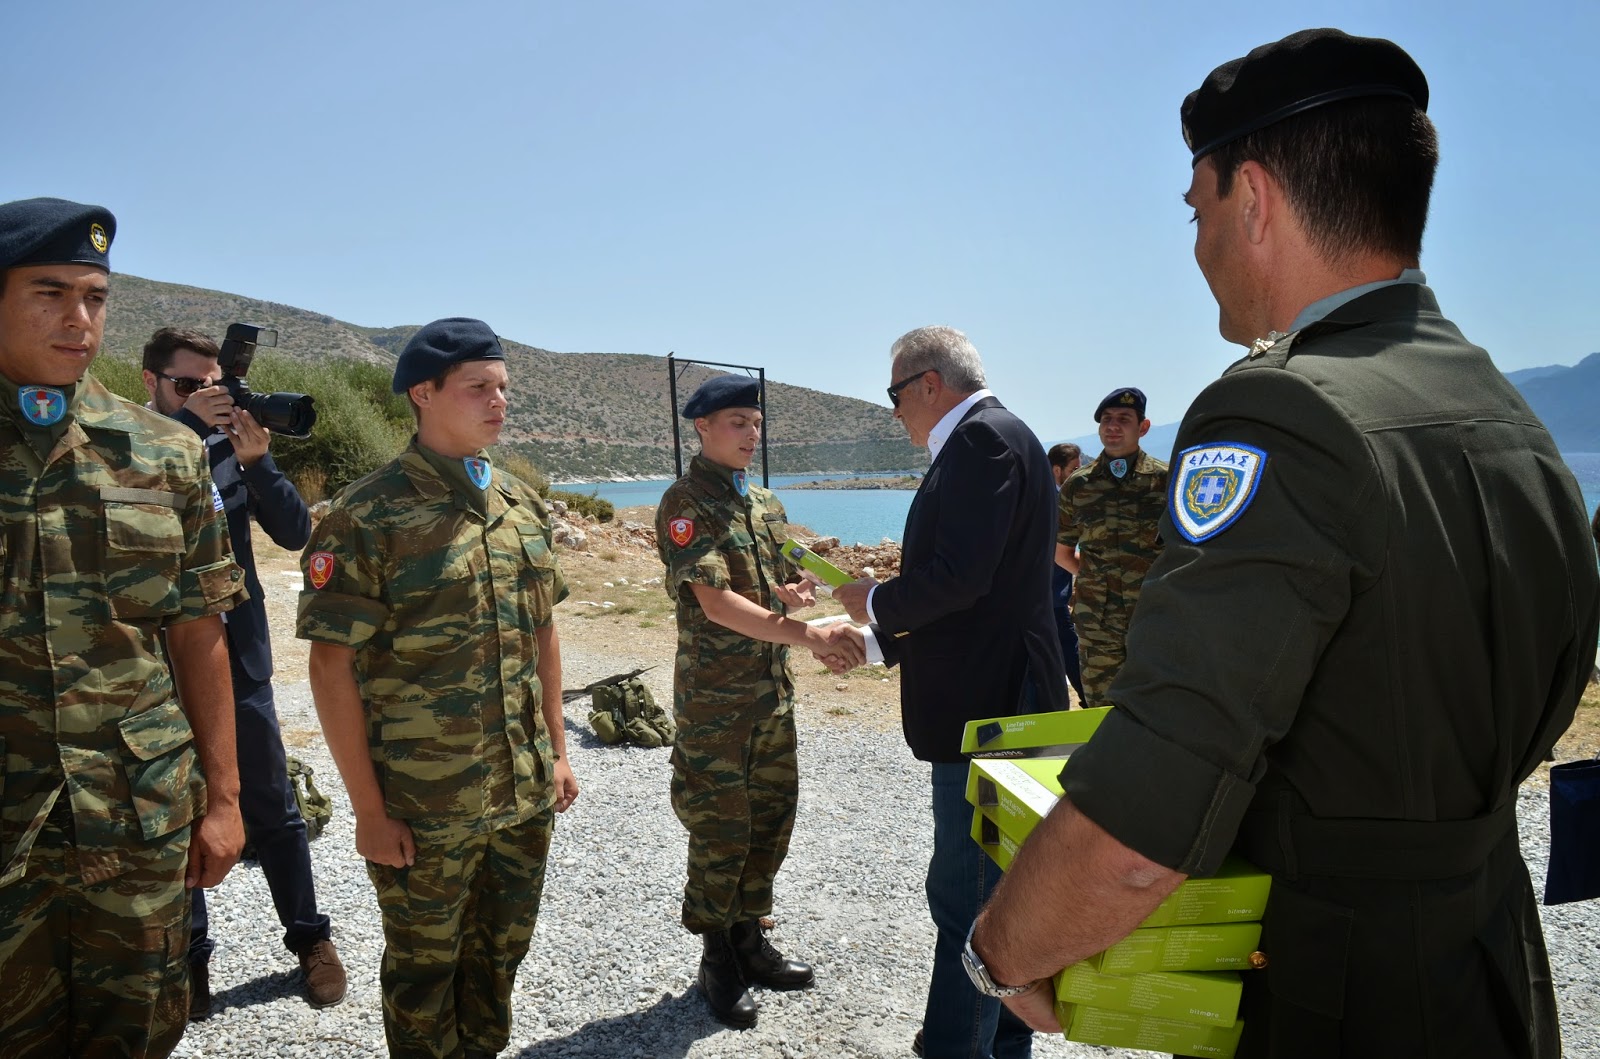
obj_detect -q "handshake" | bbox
[810,623,867,675]
[802,574,879,675]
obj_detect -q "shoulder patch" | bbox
[668,517,694,547]
[308,551,336,589]
[1170,443,1267,543]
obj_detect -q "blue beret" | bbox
[391,317,505,393]
[1183,29,1428,164]
[1094,387,1147,422]
[683,375,762,418]
[0,197,116,273]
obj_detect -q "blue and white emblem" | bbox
[1109,457,1129,479]
[464,457,492,490]
[211,483,224,512]
[732,470,748,497]
[19,386,66,426]
[1170,442,1268,543]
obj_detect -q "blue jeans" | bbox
[190,677,331,959]
[922,762,1033,1059]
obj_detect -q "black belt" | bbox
[1236,797,1517,882]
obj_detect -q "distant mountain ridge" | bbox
[99,275,925,481]
[1065,355,1600,459]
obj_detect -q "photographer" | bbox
[141,327,345,1017]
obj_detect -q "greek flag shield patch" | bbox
[1170,442,1267,543]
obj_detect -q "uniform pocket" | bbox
[1260,884,1353,1019]
[520,527,557,620]
[118,701,202,840]
[104,498,184,619]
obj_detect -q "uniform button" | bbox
[1248,951,1269,970]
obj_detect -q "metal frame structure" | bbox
[666,352,770,486]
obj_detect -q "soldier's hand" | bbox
[552,758,580,813]
[833,577,877,624]
[773,580,815,609]
[356,812,416,868]
[182,384,237,430]
[812,624,866,674]
[186,801,245,889]
[228,408,271,468]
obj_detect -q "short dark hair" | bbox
[1048,442,1082,469]
[1209,97,1438,265]
[142,327,220,374]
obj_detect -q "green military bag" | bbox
[287,756,332,839]
[588,674,676,748]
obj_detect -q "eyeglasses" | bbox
[887,370,931,408]
[158,373,210,397]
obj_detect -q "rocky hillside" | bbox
[98,275,925,480]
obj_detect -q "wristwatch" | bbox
[961,922,1036,998]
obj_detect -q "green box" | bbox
[780,538,853,588]
[1087,923,1263,975]
[1055,1001,1243,1057]
[971,807,1020,872]
[1054,962,1241,1028]
[965,757,1067,838]
[970,802,1269,929]
[960,707,1110,758]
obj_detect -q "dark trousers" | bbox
[1052,567,1084,704]
[190,675,330,959]
[922,762,1033,1059]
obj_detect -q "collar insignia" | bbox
[464,457,492,490]
[1110,457,1129,479]
[19,386,67,426]
[732,470,748,497]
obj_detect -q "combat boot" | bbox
[729,918,814,989]
[698,929,758,1028]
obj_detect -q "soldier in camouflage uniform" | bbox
[297,318,579,1059]
[657,375,857,1028]
[0,197,248,1058]
[1055,387,1168,706]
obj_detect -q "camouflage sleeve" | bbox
[173,452,247,623]
[295,504,390,650]
[1057,483,1079,548]
[659,497,730,591]
[768,494,800,582]
[532,494,569,609]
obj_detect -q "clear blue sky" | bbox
[6,1,1597,444]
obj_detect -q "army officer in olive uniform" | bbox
[656,375,859,1029]
[968,30,1600,1059]
[299,318,579,1059]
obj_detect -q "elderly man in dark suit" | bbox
[831,325,1067,1059]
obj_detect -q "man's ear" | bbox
[1138,418,1151,439]
[1236,160,1278,245]
[408,381,433,412]
[141,369,159,402]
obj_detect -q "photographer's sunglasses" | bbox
[159,373,210,397]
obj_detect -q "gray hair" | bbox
[889,326,987,394]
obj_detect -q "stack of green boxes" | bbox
[962,711,1271,1058]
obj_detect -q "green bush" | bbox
[548,489,614,523]
[90,356,147,405]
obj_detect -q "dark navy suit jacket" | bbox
[871,396,1068,761]
[176,409,311,685]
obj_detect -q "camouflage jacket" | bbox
[296,440,568,840]
[656,455,796,708]
[0,372,245,886]
[1057,447,1169,598]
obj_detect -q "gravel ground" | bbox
[171,672,1600,1059]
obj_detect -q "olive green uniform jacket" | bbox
[1063,284,1600,1058]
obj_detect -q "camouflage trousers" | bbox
[366,809,555,1059]
[0,801,191,1059]
[1073,586,1136,707]
[671,681,798,934]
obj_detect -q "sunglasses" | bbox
[887,369,931,408]
[158,373,211,397]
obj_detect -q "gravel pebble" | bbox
[172,672,1600,1058]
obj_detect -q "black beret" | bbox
[0,197,116,273]
[391,317,505,393]
[1182,28,1428,164]
[1094,387,1147,422]
[683,375,762,418]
